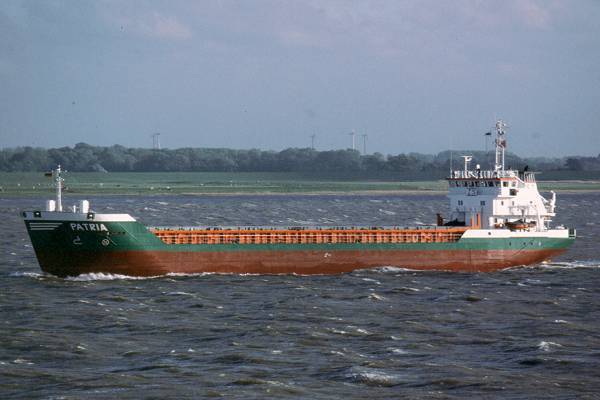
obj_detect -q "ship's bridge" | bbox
[443,121,557,231]
[446,167,555,231]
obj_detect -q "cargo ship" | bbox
[23,121,575,276]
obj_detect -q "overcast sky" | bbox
[1,0,599,156]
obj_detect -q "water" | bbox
[1,194,599,399]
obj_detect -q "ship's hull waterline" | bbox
[33,247,569,277]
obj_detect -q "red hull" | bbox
[36,248,567,277]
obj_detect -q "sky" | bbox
[1,0,599,157]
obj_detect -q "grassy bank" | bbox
[1,172,599,196]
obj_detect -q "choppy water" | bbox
[1,193,599,399]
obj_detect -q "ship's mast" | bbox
[54,165,64,212]
[461,155,472,172]
[494,120,508,171]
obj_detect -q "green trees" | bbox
[0,143,588,175]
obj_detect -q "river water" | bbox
[1,193,599,399]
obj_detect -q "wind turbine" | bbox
[151,132,161,150]
[361,134,368,154]
[348,130,356,150]
[309,134,316,150]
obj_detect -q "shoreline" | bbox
[3,188,600,197]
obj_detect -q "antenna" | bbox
[493,120,508,170]
[309,134,316,150]
[348,130,356,150]
[152,132,161,150]
[54,165,64,212]
[361,134,368,154]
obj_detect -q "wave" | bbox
[65,273,161,281]
[538,341,562,352]
[66,272,219,281]
[540,260,600,269]
[347,367,405,387]
[362,266,421,273]
[9,271,45,278]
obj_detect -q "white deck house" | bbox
[446,120,556,231]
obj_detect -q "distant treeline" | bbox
[1,143,599,177]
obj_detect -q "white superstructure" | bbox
[446,120,557,232]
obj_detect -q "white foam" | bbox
[9,271,44,278]
[378,209,396,215]
[66,273,163,281]
[328,328,348,335]
[541,261,600,270]
[538,341,562,352]
[166,272,216,277]
[13,358,34,365]
[399,286,420,292]
[349,367,404,386]
[369,293,387,301]
[370,266,419,273]
[361,278,381,285]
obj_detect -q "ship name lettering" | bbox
[70,223,108,232]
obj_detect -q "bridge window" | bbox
[458,200,463,206]
[480,201,486,206]
[502,182,508,187]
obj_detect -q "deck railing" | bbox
[150,227,467,245]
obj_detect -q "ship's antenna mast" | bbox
[461,155,472,172]
[54,165,64,212]
[494,120,508,171]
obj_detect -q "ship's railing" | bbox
[150,226,468,245]
[523,171,536,183]
[450,170,518,180]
